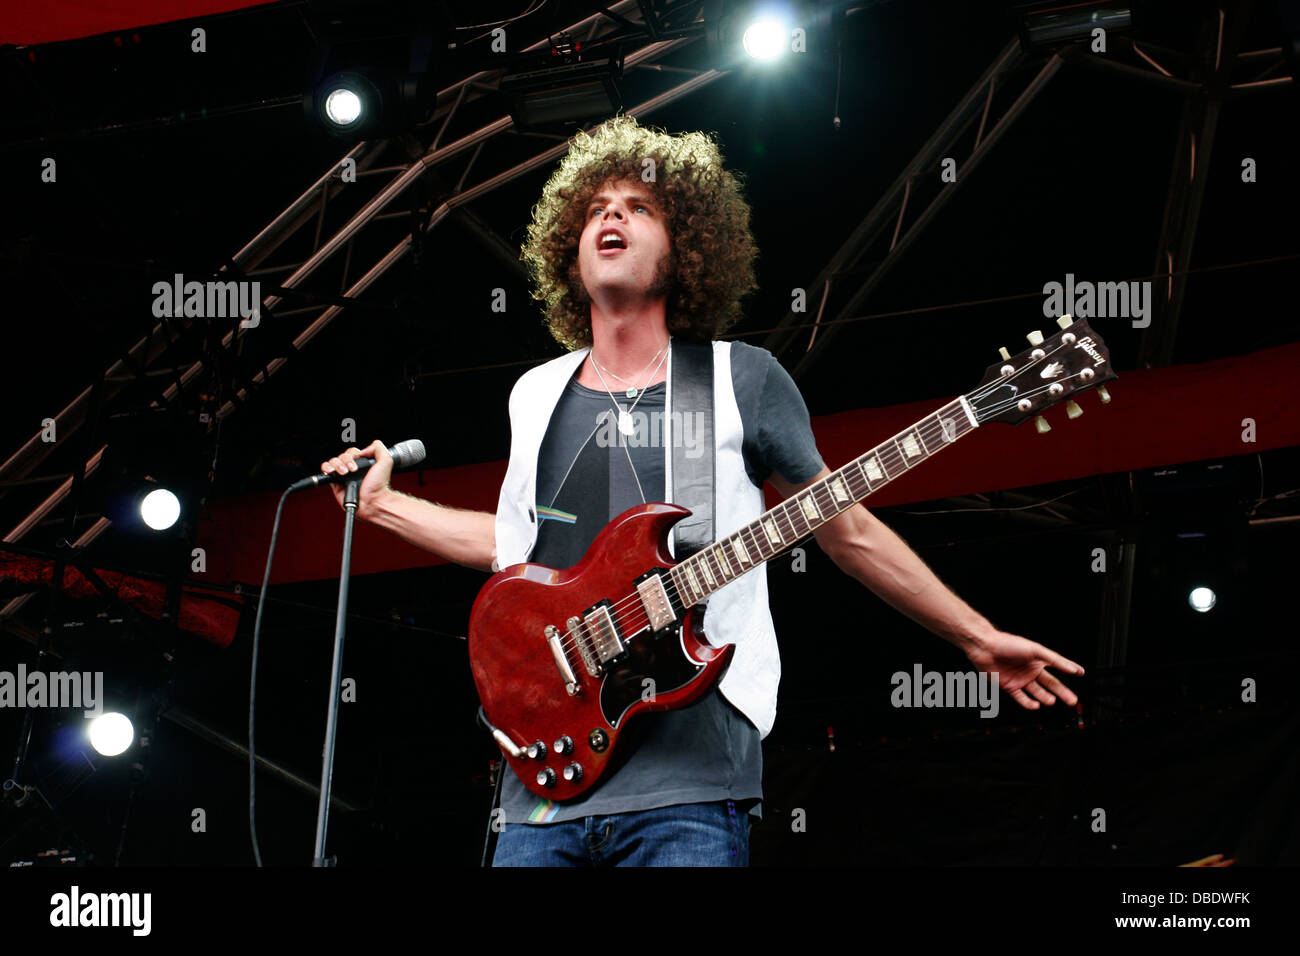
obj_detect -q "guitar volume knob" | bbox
[562,763,583,782]
[536,768,557,788]
[553,735,574,755]
[526,740,547,760]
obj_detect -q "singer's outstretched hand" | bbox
[321,439,393,518]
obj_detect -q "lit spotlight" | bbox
[1188,586,1217,613]
[140,488,180,530]
[324,87,363,127]
[742,18,789,60]
[306,70,391,138]
[88,713,134,757]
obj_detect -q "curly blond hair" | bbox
[520,114,758,351]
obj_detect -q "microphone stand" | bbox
[312,475,361,866]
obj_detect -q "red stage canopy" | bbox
[1,1,275,46]
[194,341,1300,591]
[0,553,242,647]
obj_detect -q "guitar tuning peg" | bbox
[1065,400,1082,419]
[998,346,1010,361]
[1034,415,1051,434]
[1026,330,1044,346]
[1056,314,1074,329]
[1097,385,1112,404]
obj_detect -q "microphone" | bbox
[288,439,426,493]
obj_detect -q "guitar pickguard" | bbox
[597,625,707,728]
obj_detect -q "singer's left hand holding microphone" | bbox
[320,439,394,519]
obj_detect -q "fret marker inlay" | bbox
[762,517,783,546]
[682,564,700,602]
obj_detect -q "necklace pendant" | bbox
[618,410,636,437]
[625,387,638,399]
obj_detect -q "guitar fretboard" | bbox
[666,396,978,606]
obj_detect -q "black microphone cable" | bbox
[247,487,291,867]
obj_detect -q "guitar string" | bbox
[552,350,1093,660]
[550,341,1092,659]
[562,349,1069,629]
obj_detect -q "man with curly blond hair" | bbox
[322,114,1084,867]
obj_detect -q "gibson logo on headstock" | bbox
[1074,335,1107,368]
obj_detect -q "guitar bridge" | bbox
[544,624,580,695]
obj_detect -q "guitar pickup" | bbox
[635,571,677,632]
[582,600,626,666]
[567,615,602,678]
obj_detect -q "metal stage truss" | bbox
[0,0,725,627]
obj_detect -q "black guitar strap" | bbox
[669,339,715,559]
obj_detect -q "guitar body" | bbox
[467,502,734,802]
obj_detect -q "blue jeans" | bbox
[491,800,750,867]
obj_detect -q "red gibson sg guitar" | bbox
[468,316,1116,800]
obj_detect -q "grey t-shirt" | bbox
[498,341,824,825]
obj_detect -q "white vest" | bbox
[492,340,781,737]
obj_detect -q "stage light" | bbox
[1188,586,1217,613]
[305,70,391,138]
[323,86,363,127]
[705,2,841,70]
[304,28,442,140]
[742,17,790,60]
[88,712,134,757]
[139,488,180,531]
[501,46,623,130]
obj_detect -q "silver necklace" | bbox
[591,341,669,399]
[590,342,670,438]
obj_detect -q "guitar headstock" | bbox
[965,316,1118,428]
